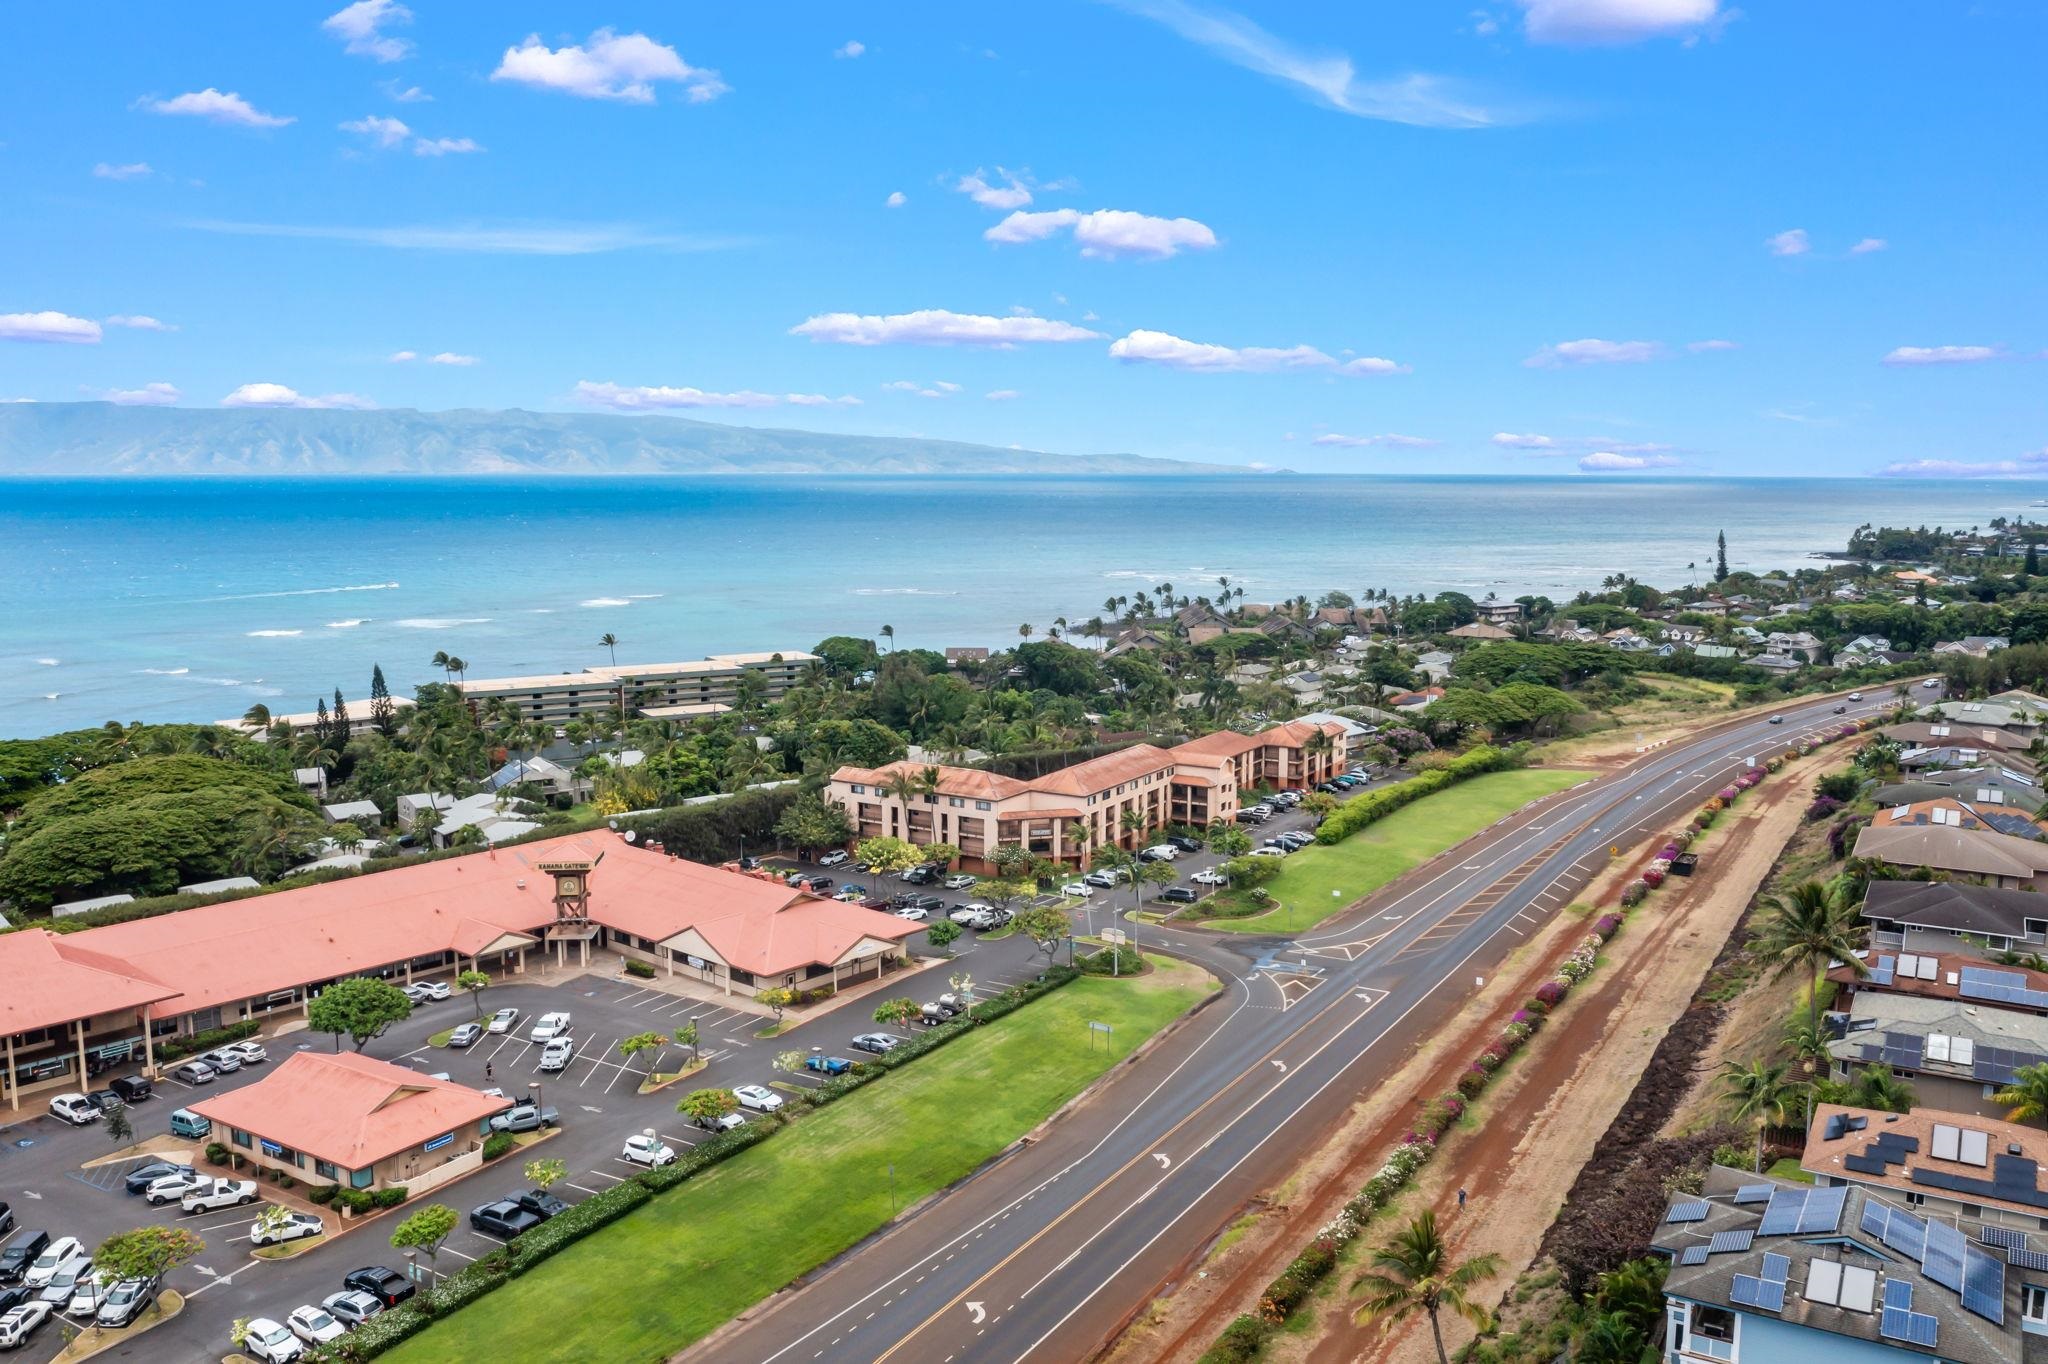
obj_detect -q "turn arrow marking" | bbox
[967,1302,987,1324]
[1270,1060,1287,1073]
[1152,1153,1171,1170]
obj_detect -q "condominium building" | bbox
[459,650,818,726]
[826,720,1347,873]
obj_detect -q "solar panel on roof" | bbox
[1980,1224,2027,1249]
[1860,1202,1887,1238]
[1883,1278,1914,1311]
[1666,1199,1711,1223]
[1707,1229,1755,1255]
[1880,1307,1940,1348]
[1680,1244,1710,1265]
[2009,1247,2048,1272]
[1734,1183,1774,1204]
[1759,1190,1806,1237]
[1961,1244,2006,1324]
[1923,1220,1967,1292]
[1869,955,1897,986]
[1730,1275,1786,1312]
[1882,1207,1928,1260]
[1761,1252,1791,1284]
[1799,1185,1848,1234]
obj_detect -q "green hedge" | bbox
[1313,744,1526,846]
[155,1018,261,1062]
[481,1132,514,1161]
[1198,1314,1273,1364]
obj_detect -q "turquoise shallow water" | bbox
[3,474,2041,736]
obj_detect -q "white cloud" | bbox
[955,168,1036,211]
[102,382,182,406]
[791,309,1105,347]
[492,29,727,104]
[383,82,431,102]
[932,380,963,392]
[1493,431,1675,455]
[222,383,375,409]
[1108,329,1408,375]
[184,219,736,255]
[429,352,478,366]
[1491,431,1558,449]
[1311,432,1438,448]
[885,191,907,208]
[1850,237,1887,254]
[1518,0,1720,44]
[413,137,482,157]
[341,114,411,149]
[105,315,176,332]
[93,161,153,181]
[985,208,1220,260]
[1877,452,2048,479]
[1524,337,1662,368]
[323,0,413,62]
[139,89,293,128]
[1579,450,1680,470]
[0,312,102,344]
[985,389,1021,401]
[1687,338,1739,352]
[883,379,960,399]
[388,350,418,363]
[574,381,858,411]
[1765,227,1810,257]
[834,40,866,59]
[1108,0,1526,128]
[1881,345,2001,367]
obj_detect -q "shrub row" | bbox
[1313,744,1528,847]
[317,965,1083,1361]
[155,1018,262,1062]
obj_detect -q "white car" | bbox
[64,1270,109,1319]
[224,1040,269,1065]
[734,1084,784,1112]
[241,1316,306,1362]
[1922,679,1942,689]
[23,1238,85,1289]
[0,1303,53,1350]
[1847,691,1864,701]
[943,874,977,890]
[621,1133,676,1167]
[47,1093,100,1126]
[1250,847,1288,858]
[529,1011,572,1042]
[537,1037,576,1072]
[1140,844,1180,861]
[1059,881,1093,897]
[199,1048,242,1074]
[406,981,451,1002]
[251,1211,325,1247]
[144,1170,210,1205]
[487,1006,520,1034]
[817,849,850,867]
[1191,870,1229,886]
[286,1304,348,1346]
[891,903,929,921]
[181,1177,259,1212]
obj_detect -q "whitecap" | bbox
[140,667,191,676]
[34,657,58,666]
[625,593,665,600]
[42,692,59,700]
[202,581,399,602]
[529,608,555,614]
[191,676,242,687]
[246,629,304,638]
[326,619,366,629]
[850,587,958,597]
[580,597,632,608]
[394,617,492,629]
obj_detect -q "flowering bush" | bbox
[1594,913,1623,939]
[1717,786,1740,802]
[1806,795,1843,821]
[1522,995,1553,1019]
[1503,1019,1533,1044]
[1658,842,1683,861]
[1621,882,1649,907]
[1457,1065,1488,1097]
[1535,979,1569,1006]
[1642,867,1666,889]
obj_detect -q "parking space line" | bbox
[565,1181,607,1195]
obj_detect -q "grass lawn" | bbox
[385,959,1214,1364]
[1201,769,1584,935]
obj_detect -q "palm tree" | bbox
[1019,623,1033,644]
[1351,1210,1501,1364]
[445,655,468,685]
[1848,1063,1916,1113]
[1995,1061,2048,1128]
[599,632,619,666]
[1753,880,1866,1036]
[879,624,895,654]
[242,703,273,736]
[1721,1058,1794,1173]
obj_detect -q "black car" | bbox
[0,1200,10,1239]
[342,1266,415,1308]
[900,866,935,885]
[0,1283,31,1314]
[86,1089,126,1114]
[1156,886,1198,904]
[1166,835,1204,854]
[108,1076,153,1104]
[511,1189,569,1222]
[122,1161,194,1195]
[0,1231,50,1285]
[469,1200,544,1238]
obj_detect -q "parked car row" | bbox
[0,1227,160,1341]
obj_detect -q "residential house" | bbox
[1475,600,1524,626]
[1747,653,1805,674]
[1831,991,2048,1118]
[1259,614,1317,645]
[1186,624,1229,645]
[944,647,990,667]
[293,767,329,799]
[1868,798,2048,841]
[1413,649,1455,682]
[1829,949,2048,1020]
[1927,701,2047,739]
[1860,881,2048,957]
[1935,637,2011,659]
[1607,629,1655,653]
[1851,821,2048,888]
[1447,620,1515,643]
[1898,745,2039,778]
[1886,723,2031,756]
[397,791,543,848]
[1106,627,1168,658]
[1176,604,1231,633]
[1695,644,1742,660]
[1387,687,1445,713]
[1766,630,1826,663]
[484,755,582,801]
[320,799,384,827]
[1652,1165,2035,1364]
[1837,635,1895,664]
[1663,625,1709,646]
[1876,767,2041,813]
[1805,1101,2048,1238]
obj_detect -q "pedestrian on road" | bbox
[1457,1186,1468,1212]
[485,1061,493,1081]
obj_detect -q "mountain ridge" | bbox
[0,402,1253,477]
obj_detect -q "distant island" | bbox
[0,402,1254,478]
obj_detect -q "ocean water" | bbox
[4,475,2043,737]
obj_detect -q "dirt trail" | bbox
[1125,747,1841,1364]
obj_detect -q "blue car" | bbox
[804,1056,853,1076]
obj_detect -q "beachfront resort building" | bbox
[826,721,1348,873]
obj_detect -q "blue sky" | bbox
[2,1,2042,476]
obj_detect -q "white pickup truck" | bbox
[180,1178,259,1213]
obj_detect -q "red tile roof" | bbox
[0,929,182,1036]
[997,808,1083,822]
[831,761,1027,802]
[1170,730,1262,760]
[189,1052,508,1171]
[1030,744,1177,797]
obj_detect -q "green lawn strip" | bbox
[384,961,1212,1364]
[1201,769,1584,935]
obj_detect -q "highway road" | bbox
[693,685,1917,1364]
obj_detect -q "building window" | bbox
[351,1168,375,1189]
[2024,1284,2048,1326]
[851,784,865,794]
[950,797,964,807]
[231,1128,251,1148]
[1685,1303,1737,1360]
[976,801,991,810]
[315,1159,338,1180]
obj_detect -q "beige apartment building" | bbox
[827,720,1347,873]
[459,650,818,726]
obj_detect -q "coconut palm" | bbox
[879,624,895,654]
[1351,1210,1501,1364]
[242,703,273,736]
[1721,1058,1795,1173]
[1848,1063,1917,1113]
[599,632,620,666]
[1753,879,1866,1035]
[1994,1062,2048,1128]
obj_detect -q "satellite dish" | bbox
[623,830,638,844]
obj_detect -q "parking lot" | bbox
[0,770,1373,1361]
